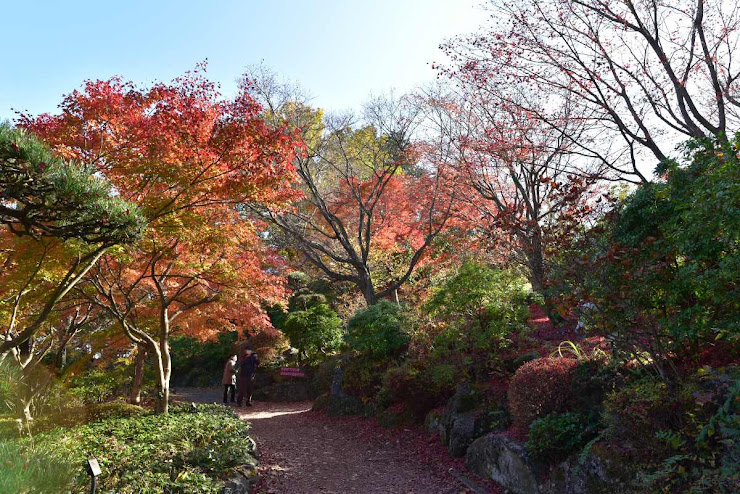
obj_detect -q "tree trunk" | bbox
[155,380,170,414]
[358,272,377,305]
[129,344,147,405]
[524,229,561,322]
[154,307,171,414]
[526,232,545,294]
[153,348,169,414]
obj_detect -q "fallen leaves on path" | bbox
[173,388,502,494]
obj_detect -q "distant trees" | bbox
[243,69,457,305]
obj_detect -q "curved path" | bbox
[173,387,497,494]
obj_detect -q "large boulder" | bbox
[465,433,540,494]
[466,434,640,494]
[447,412,476,457]
[437,383,485,457]
[540,443,640,494]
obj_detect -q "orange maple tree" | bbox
[21,66,301,412]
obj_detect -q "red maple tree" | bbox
[21,66,301,412]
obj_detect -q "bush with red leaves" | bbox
[508,357,579,428]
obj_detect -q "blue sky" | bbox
[1,0,486,121]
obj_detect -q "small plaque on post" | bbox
[86,457,101,477]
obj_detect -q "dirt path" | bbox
[173,387,497,494]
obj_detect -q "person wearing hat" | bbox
[236,345,259,406]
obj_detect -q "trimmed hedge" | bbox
[508,357,578,428]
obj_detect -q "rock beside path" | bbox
[466,432,639,494]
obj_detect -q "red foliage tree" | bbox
[21,66,300,412]
[419,87,604,296]
[242,73,458,305]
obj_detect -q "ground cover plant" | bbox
[28,403,256,493]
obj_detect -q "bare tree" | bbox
[443,0,740,183]
[420,84,603,294]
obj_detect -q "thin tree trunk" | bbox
[527,232,545,294]
[153,351,168,414]
[18,397,33,425]
[155,307,171,414]
[129,344,147,405]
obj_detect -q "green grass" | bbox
[0,440,74,493]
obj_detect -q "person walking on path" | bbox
[221,354,238,404]
[237,345,259,406]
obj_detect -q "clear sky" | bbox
[0,0,487,121]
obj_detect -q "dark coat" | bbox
[239,353,259,377]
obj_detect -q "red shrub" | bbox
[508,357,579,428]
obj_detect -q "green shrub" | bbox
[86,401,147,422]
[377,361,457,419]
[69,368,125,404]
[424,263,531,378]
[0,440,74,493]
[567,135,740,375]
[424,262,530,331]
[527,412,593,461]
[646,367,740,493]
[342,356,389,398]
[30,382,87,432]
[429,363,457,391]
[474,408,511,437]
[570,359,621,426]
[35,403,256,493]
[35,400,147,432]
[282,303,343,363]
[346,300,411,358]
[603,377,677,449]
[66,357,152,406]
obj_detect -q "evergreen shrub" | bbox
[526,412,592,461]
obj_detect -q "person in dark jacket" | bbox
[221,354,237,404]
[237,345,259,406]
